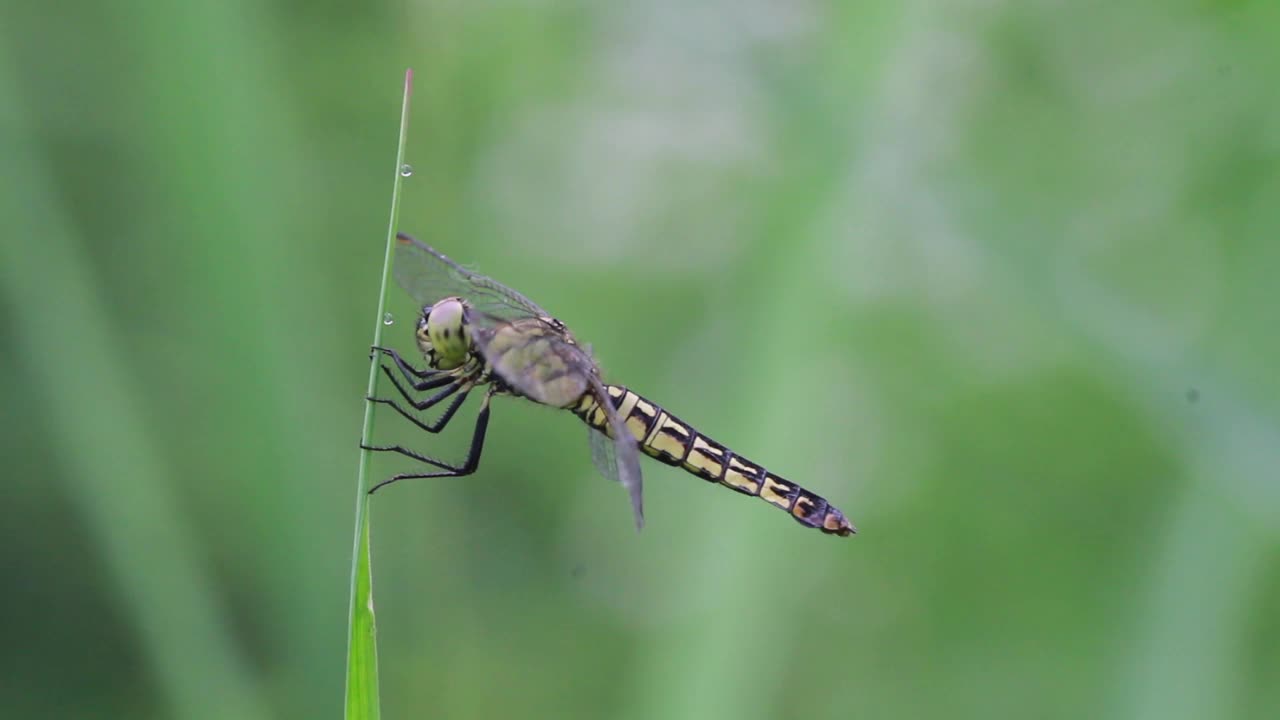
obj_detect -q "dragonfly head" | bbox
[417,296,472,370]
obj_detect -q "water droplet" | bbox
[383,312,394,325]
[399,164,413,177]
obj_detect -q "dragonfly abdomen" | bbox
[574,386,856,537]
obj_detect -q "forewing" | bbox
[393,233,549,320]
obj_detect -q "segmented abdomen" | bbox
[573,385,856,537]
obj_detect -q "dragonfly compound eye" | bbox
[425,297,470,370]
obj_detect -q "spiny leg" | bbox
[368,384,472,434]
[379,369,464,410]
[371,345,446,383]
[364,388,495,494]
[380,360,456,393]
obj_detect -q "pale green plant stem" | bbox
[345,68,414,720]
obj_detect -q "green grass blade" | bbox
[0,44,270,720]
[345,67,414,720]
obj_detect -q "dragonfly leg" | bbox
[372,345,444,382]
[365,389,494,494]
[378,362,455,394]
[379,364,461,403]
[368,384,472,433]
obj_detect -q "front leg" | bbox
[380,362,456,393]
[372,345,443,382]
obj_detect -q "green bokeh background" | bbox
[3,2,1277,718]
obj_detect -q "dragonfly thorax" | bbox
[417,297,472,370]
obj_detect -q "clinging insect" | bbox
[362,233,856,537]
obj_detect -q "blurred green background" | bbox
[3,1,1278,718]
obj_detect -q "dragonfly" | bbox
[361,232,856,537]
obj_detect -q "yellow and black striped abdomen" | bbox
[573,385,856,537]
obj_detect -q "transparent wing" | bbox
[581,342,631,496]
[474,318,644,529]
[585,375,644,531]
[589,425,616,483]
[393,232,549,321]
[588,421,645,528]
[584,344,619,483]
